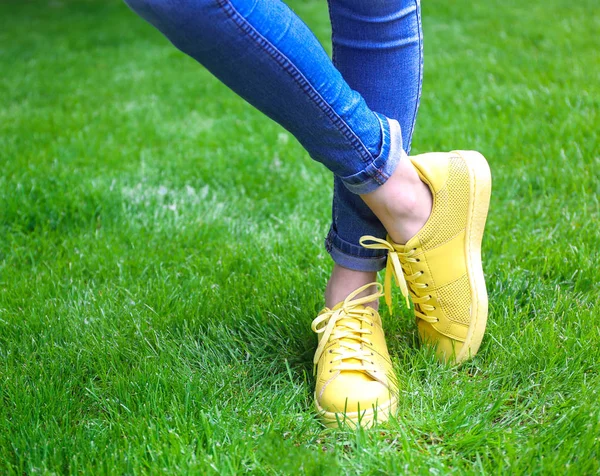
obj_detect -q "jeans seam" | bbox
[332,178,339,224]
[215,0,376,167]
[406,0,423,154]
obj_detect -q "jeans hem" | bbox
[325,227,387,272]
[341,116,405,195]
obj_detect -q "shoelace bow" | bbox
[359,235,437,324]
[312,236,438,375]
[311,283,383,375]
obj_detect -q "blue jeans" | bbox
[124,0,422,271]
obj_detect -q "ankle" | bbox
[360,157,432,244]
[379,180,424,220]
[325,264,378,309]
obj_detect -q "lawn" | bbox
[1,0,599,473]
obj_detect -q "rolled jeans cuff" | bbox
[340,116,404,195]
[325,227,388,272]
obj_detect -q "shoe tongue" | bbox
[403,235,421,251]
[332,303,367,330]
[329,303,369,367]
[333,303,364,330]
[332,301,355,312]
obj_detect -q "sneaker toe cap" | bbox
[317,372,395,415]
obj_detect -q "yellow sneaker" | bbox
[312,283,398,428]
[361,150,492,364]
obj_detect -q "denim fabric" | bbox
[123,0,422,271]
[326,0,423,271]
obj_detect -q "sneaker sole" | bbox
[314,393,398,429]
[450,150,491,363]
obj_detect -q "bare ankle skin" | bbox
[325,264,378,309]
[360,156,432,244]
[323,157,432,308]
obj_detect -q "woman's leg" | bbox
[124,0,431,309]
[122,0,490,424]
[123,0,423,424]
[125,0,397,189]
[321,0,490,368]
[324,0,425,305]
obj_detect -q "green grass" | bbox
[1,0,599,473]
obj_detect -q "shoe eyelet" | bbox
[371,361,374,365]
[328,349,332,354]
[329,361,333,364]
[371,352,374,356]
[329,370,332,373]
[416,259,421,262]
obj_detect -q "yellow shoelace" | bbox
[360,236,437,324]
[311,283,383,374]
